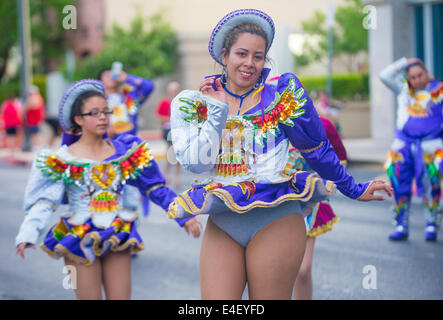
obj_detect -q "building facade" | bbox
[365,0,443,142]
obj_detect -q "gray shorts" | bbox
[208,197,304,248]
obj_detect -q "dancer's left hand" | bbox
[357,179,393,201]
[184,217,203,238]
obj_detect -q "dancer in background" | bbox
[98,64,154,217]
[380,57,443,241]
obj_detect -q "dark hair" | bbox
[70,90,106,134]
[407,61,426,73]
[223,23,268,57]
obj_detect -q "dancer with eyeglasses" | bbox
[15,79,202,300]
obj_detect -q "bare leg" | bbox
[64,258,103,300]
[200,218,246,299]
[101,250,132,300]
[293,236,315,300]
[246,213,306,300]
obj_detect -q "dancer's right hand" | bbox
[357,179,393,201]
[184,217,203,238]
[200,77,227,104]
[16,242,36,259]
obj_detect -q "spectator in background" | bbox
[24,85,45,151]
[1,92,23,161]
[156,81,182,188]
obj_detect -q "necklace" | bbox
[222,83,256,116]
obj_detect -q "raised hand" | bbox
[200,77,227,104]
[357,179,393,201]
[16,242,36,259]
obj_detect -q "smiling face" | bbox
[74,95,110,137]
[221,32,266,93]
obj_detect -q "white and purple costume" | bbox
[380,57,443,240]
[166,9,375,247]
[15,80,189,265]
[167,54,375,248]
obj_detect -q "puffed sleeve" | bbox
[170,90,228,174]
[15,152,65,247]
[379,57,409,95]
[277,73,371,199]
[117,134,191,227]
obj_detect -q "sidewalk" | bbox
[343,138,390,166]
[0,132,389,166]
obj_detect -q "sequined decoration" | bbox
[91,164,116,189]
[216,119,254,177]
[385,150,405,189]
[111,217,131,233]
[178,98,208,124]
[243,77,307,147]
[118,142,153,179]
[89,191,118,212]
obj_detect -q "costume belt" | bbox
[395,130,442,196]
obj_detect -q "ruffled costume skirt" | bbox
[284,147,339,237]
[168,171,336,244]
[40,216,144,266]
[306,202,339,237]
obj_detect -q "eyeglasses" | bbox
[79,109,113,117]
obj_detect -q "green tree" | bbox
[294,0,368,72]
[0,0,74,82]
[30,0,75,74]
[74,12,178,80]
[0,0,19,82]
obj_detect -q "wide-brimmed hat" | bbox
[58,79,105,132]
[208,9,275,66]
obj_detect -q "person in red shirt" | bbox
[1,93,23,160]
[24,85,45,151]
[156,81,182,188]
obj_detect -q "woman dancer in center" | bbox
[168,9,392,299]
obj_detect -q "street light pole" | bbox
[326,2,335,100]
[17,0,33,152]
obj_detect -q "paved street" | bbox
[1,159,442,300]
